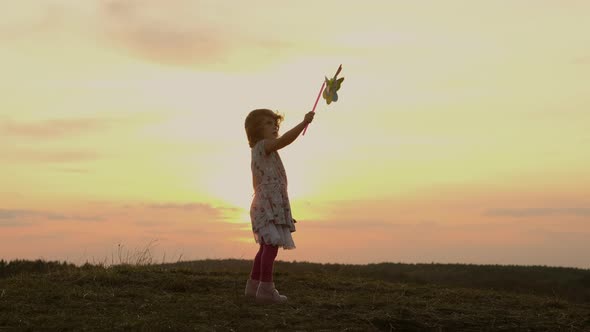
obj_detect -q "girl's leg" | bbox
[255,239,287,303]
[250,243,264,281]
[245,244,263,297]
[260,243,279,282]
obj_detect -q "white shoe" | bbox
[245,278,260,298]
[256,281,288,304]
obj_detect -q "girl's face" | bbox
[261,116,279,139]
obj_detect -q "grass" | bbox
[0,258,589,331]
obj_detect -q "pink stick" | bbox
[302,80,326,136]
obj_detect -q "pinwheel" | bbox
[302,64,344,136]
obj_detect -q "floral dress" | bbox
[249,139,296,249]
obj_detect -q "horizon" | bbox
[1,1,589,269]
[5,253,590,272]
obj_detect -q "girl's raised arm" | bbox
[265,112,315,154]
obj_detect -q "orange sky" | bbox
[1,1,589,268]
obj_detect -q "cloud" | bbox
[0,209,28,219]
[3,149,100,164]
[572,56,590,64]
[1,2,236,67]
[0,208,104,226]
[0,198,243,232]
[0,209,104,222]
[0,115,157,164]
[484,208,590,218]
[0,3,55,39]
[96,0,307,69]
[0,117,111,139]
[121,201,240,224]
[0,200,236,229]
[303,219,441,231]
[0,210,34,227]
[0,117,108,165]
[98,0,234,67]
[128,202,233,217]
[0,220,31,228]
[52,167,92,174]
[147,202,221,212]
[0,2,100,42]
[2,2,331,70]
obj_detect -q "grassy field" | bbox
[0,259,589,331]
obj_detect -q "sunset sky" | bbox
[1,1,589,268]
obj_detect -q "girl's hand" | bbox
[304,111,315,124]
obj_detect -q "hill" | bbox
[0,259,589,331]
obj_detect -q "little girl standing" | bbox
[243,108,315,304]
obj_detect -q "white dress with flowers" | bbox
[249,139,296,249]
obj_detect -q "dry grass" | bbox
[1,254,589,331]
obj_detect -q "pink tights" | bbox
[250,242,278,282]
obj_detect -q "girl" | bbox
[243,108,315,304]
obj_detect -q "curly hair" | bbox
[244,109,284,148]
